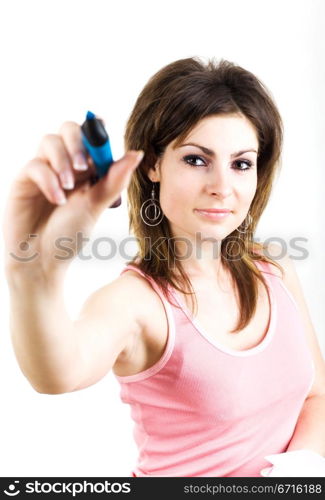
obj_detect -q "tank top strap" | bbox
[117,264,177,382]
[119,264,174,308]
[255,257,303,314]
[254,258,279,280]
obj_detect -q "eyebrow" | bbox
[178,142,258,158]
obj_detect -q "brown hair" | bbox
[123,56,284,334]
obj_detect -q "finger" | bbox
[58,121,91,172]
[20,158,67,206]
[86,150,144,216]
[37,134,76,192]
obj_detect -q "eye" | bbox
[233,159,253,172]
[182,154,207,167]
[182,155,254,171]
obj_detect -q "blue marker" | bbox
[81,110,121,208]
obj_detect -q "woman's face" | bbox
[148,113,259,244]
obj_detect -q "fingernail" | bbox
[73,152,88,171]
[60,171,74,190]
[55,190,67,205]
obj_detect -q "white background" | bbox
[0,0,324,477]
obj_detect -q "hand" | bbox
[2,120,144,280]
[260,449,325,477]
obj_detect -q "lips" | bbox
[195,209,232,213]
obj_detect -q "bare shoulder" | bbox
[115,269,162,328]
[61,268,167,392]
[113,268,168,361]
[118,268,163,304]
[83,268,156,318]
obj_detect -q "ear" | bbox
[147,158,161,183]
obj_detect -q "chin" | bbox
[193,227,226,239]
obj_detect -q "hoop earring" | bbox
[140,182,164,226]
[237,211,253,234]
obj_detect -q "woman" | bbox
[3,57,325,477]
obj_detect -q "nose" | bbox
[206,167,232,199]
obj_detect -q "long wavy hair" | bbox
[123,56,284,334]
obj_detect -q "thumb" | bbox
[87,150,144,213]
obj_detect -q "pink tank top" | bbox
[114,259,315,477]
